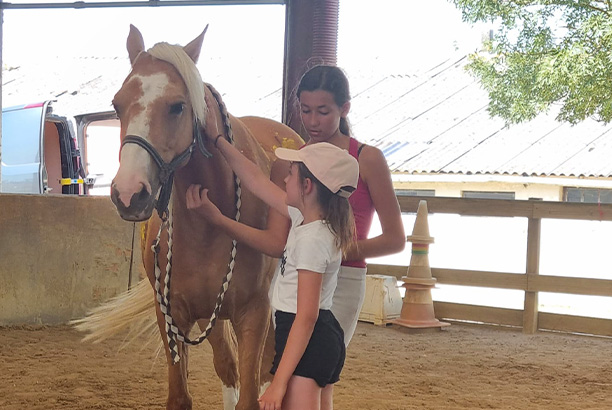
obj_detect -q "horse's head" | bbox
[110,25,209,221]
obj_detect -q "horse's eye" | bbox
[170,103,185,115]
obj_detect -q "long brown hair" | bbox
[297,65,352,136]
[297,163,356,256]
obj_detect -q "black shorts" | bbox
[271,309,345,388]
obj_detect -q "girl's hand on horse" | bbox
[185,184,223,223]
[258,380,286,410]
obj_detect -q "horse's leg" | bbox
[233,302,271,410]
[201,319,240,410]
[155,306,192,410]
[259,317,275,392]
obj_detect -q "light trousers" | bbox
[330,265,367,347]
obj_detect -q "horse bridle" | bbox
[120,120,213,218]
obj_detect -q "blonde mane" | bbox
[147,42,208,127]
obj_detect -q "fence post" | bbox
[523,200,542,334]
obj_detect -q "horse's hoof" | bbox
[166,397,192,410]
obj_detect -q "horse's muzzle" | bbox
[110,183,156,222]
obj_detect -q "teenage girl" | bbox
[297,65,406,346]
[187,140,359,410]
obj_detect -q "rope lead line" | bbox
[152,86,241,364]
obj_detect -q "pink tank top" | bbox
[343,138,375,268]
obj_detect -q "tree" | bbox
[453,0,612,124]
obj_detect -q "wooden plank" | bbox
[523,216,541,334]
[397,195,612,221]
[433,302,523,327]
[533,202,612,221]
[366,264,407,280]
[433,268,527,290]
[367,265,527,290]
[527,275,612,297]
[397,196,533,218]
[367,265,612,297]
[539,312,612,337]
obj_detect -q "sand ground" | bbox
[1,321,611,409]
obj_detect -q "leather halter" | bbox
[120,120,213,218]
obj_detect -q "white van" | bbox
[1,101,119,195]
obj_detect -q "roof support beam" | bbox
[1,0,284,10]
[282,0,338,140]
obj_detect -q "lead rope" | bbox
[152,85,241,364]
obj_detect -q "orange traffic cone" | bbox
[393,200,449,332]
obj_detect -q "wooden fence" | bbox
[367,196,612,337]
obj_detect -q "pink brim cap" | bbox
[275,142,359,198]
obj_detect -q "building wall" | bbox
[0,194,142,325]
[395,180,563,200]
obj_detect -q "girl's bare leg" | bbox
[283,375,321,410]
[321,384,334,410]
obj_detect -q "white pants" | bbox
[330,265,367,347]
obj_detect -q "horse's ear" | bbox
[183,25,208,64]
[127,24,145,66]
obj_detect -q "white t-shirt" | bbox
[270,206,342,314]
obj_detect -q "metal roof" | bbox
[345,55,612,179]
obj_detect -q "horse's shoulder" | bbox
[236,116,305,160]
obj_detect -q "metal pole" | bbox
[1,0,3,191]
[0,0,284,10]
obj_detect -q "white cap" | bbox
[275,142,359,198]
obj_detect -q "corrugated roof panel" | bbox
[352,58,476,146]
[386,83,486,150]
[545,124,612,177]
[387,106,503,173]
[498,119,608,176]
[354,55,612,178]
[443,112,563,175]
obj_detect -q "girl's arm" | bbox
[216,136,289,218]
[186,160,291,258]
[345,145,406,261]
[258,270,322,408]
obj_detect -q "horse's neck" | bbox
[173,86,236,224]
[173,148,235,216]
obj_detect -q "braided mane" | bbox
[148,42,208,127]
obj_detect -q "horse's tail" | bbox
[71,279,158,349]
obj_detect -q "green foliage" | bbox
[452,0,612,124]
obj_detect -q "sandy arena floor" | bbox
[1,321,611,409]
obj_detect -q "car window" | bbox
[2,104,44,165]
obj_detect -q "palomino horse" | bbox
[85,25,302,410]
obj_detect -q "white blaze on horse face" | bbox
[125,72,171,139]
[115,144,155,208]
[114,72,172,208]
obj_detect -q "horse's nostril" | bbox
[135,186,150,204]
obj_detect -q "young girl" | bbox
[187,139,358,410]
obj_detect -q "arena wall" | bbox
[0,194,141,325]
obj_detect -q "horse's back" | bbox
[238,116,304,160]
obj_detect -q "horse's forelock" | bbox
[147,42,208,127]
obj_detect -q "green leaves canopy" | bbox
[453,0,612,124]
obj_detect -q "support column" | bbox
[282,0,339,140]
[0,1,4,189]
